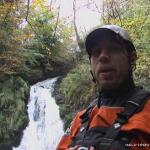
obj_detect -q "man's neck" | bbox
[98,77,135,107]
[101,77,135,98]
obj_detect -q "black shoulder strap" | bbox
[69,99,98,146]
[80,98,98,124]
[98,88,150,150]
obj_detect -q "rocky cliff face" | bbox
[19,54,73,85]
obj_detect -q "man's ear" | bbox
[130,51,137,70]
[89,57,95,83]
[130,51,137,65]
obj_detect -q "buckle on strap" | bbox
[127,100,140,107]
[116,112,129,124]
[126,100,141,113]
[97,138,113,150]
[99,138,113,145]
[116,100,141,125]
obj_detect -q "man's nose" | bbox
[98,49,110,63]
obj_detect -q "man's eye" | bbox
[92,47,101,56]
[109,47,121,53]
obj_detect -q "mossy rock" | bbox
[0,76,29,149]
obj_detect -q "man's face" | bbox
[90,37,135,91]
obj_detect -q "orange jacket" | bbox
[57,99,150,150]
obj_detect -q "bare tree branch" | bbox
[49,0,53,11]
[102,0,125,24]
[93,0,101,13]
[73,0,81,48]
[25,0,30,21]
[106,0,110,23]
[51,2,61,48]
[114,0,123,25]
[73,0,85,59]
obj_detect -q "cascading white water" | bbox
[13,78,64,150]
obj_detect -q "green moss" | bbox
[134,51,150,90]
[0,76,29,148]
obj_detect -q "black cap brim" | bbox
[85,28,118,57]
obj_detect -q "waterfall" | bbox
[13,78,64,150]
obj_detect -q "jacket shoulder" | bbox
[122,98,150,134]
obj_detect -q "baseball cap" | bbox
[85,24,136,57]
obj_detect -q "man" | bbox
[57,25,150,150]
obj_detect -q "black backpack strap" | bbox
[97,88,150,150]
[80,98,98,124]
[69,99,98,147]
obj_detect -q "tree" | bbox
[0,0,26,74]
[73,0,85,56]
[23,0,74,62]
[101,0,150,52]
